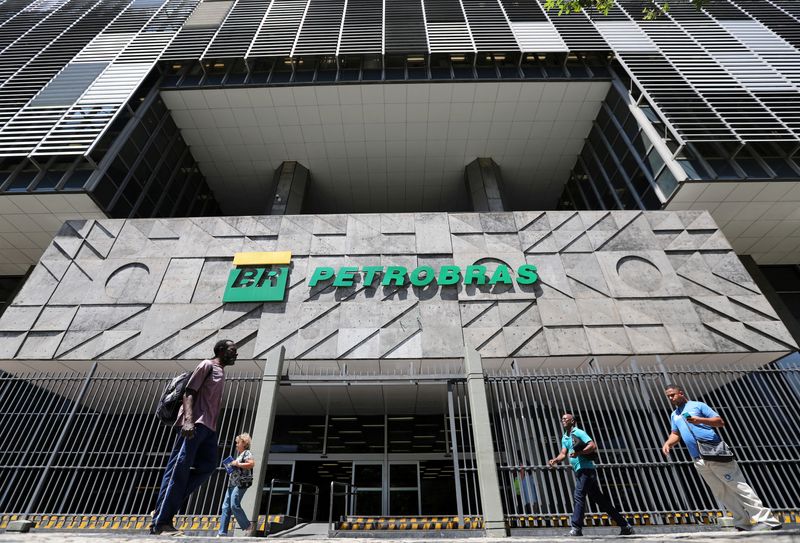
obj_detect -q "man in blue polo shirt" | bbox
[662,384,781,532]
[548,413,634,537]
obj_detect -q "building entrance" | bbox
[261,377,478,524]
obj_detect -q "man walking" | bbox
[150,339,238,535]
[548,413,634,537]
[661,384,781,532]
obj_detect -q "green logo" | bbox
[223,252,538,303]
[307,263,538,288]
[222,251,291,303]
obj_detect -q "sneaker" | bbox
[734,527,749,532]
[620,525,635,536]
[216,533,228,538]
[568,527,583,537]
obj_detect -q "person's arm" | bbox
[572,440,596,457]
[548,447,568,467]
[181,391,195,438]
[685,404,724,428]
[233,452,255,469]
[662,431,681,456]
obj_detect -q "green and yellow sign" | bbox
[223,251,292,302]
[223,251,538,303]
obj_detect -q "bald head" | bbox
[560,413,575,430]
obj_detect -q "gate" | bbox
[487,362,800,527]
[0,365,261,530]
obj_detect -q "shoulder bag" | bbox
[684,418,735,462]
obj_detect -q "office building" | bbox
[0,0,799,534]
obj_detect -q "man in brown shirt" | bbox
[151,339,238,535]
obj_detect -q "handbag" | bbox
[683,416,735,463]
[238,473,253,489]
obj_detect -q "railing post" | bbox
[464,347,507,536]
[24,362,98,518]
[240,347,285,535]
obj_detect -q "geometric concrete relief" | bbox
[0,211,795,364]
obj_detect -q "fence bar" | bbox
[487,361,800,526]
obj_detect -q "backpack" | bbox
[155,372,192,425]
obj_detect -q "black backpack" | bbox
[155,372,192,425]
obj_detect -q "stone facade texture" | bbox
[0,211,795,361]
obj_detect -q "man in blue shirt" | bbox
[548,413,634,537]
[662,384,781,532]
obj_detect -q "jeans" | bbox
[219,485,251,534]
[152,424,218,528]
[571,468,628,529]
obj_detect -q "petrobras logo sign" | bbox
[223,251,292,303]
[223,251,538,303]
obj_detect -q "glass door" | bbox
[389,462,420,516]
[352,462,383,516]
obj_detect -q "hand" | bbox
[569,451,577,458]
[684,415,697,424]
[662,444,671,457]
[181,421,195,439]
[231,460,238,468]
[548,458,558,468]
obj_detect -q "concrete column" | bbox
[465,158,507,212]
[239,347,285,535]
[269,161,308,215]
[464,347,507,536]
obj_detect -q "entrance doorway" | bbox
[261,378,478,522]
[267,459,458,519]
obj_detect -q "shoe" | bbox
[751,523,782,531]
[150,523,182,535]
[734,527,749,532]
[568,527,583,537]
[620,525,635,536]
[216,533,228,538]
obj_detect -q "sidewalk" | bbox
[0,529,799,543]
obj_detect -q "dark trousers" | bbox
[152,424,218,528]
[571,468,628,529]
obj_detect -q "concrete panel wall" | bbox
[0,211,795,363]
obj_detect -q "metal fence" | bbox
[488,363,800,524]
[0,365,261,519]
[448,380,481,521]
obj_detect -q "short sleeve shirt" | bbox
[561,427,596,472]
[175,359,225,432]
[229,449,253,488]
[670,400,721,459]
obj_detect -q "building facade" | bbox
[1,0,800,534]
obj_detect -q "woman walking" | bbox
[218,433,255,536]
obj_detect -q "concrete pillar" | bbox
[465,158,507,212]
[239,347,285,535]
[269,161,308,215]
[464,347,507,536]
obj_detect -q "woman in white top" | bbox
[218,433,255,536]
